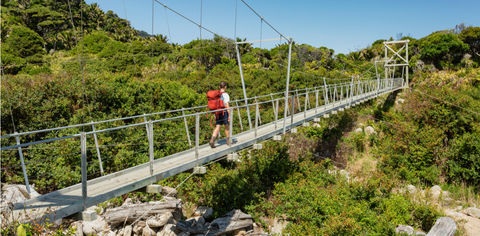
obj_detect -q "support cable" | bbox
[239,0,288,41]
[153,0,227,39]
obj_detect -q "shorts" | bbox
[215,111,229,125]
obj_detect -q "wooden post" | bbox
[80,132,87,210]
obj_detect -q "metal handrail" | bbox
[0,81,357,139]
[0,78,402,151]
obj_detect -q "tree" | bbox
[419,32,469,69]
[1,25,45,74]
[459,27,480,62]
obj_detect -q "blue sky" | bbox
[86,0,480,54]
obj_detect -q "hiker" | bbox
[207,82,231,148]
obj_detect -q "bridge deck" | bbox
[9,87,400,222]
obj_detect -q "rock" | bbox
[270,218,288,235]
[105,231,116,236]
[157,224,177,236]
[364,126,376,135]
[83,216,108,235]
[0,184,41,207]
[407,185,417,194]
[429,185,442,201]
[415,231,427,236]
[142,225,156,236]
[426,217,456,236]
[176,216,207,234]
[396,225,414,235]
[207,210,253,235]
[313,123,321,127]
[104,198,182,225]
[124,225,133,236]
[133,223,144,235]
[463,207,480,219]
[162,186,178,197]
[355,128,363,133]
[397,98,405,104]
[194,206,213,219]
[123,198,134,206]
[71,221,83,236]
[445,209,480,236]
[146,212,173,228]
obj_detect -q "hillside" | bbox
[1,0,480,235]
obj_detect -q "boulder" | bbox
[104,198,182,225]
[207,210,253,235]
[426,217,456,236]
[146,212,173,228]
[194,206,213,219]
[162,186,178,197]
[176,216,207,234]
[396,225,414,235]
[0,184,40,207]
[142,225,156,236]
[354,128,363,133]
[123,198,134,206]
[71,221,83,236]
[83,216,109,235]
[429,185,442,201]
[407,185,417,194]
[364,126,376,135]
[463,207,480,219]
[156,224,177,236]
[270,218,289,235]
[123,225,133,236]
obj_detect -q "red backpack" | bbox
[206,90,225,118]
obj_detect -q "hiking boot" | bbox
[209,140,215,148]
[226,138,231,146]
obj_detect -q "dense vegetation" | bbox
[1,0,480,234]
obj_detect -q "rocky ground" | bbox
[69,186,266,236]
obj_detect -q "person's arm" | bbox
[225,102,231,122]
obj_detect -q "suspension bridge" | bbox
[1,0,410,224]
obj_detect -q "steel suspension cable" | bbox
[239,0,288,41]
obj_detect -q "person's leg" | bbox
[224,124,230,145]
[210,125,221,148]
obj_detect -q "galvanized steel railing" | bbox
[1,77,404,199]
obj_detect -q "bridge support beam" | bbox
[227,152,239,162]
[146,184,163,194]
[81,209,97,222]
[253,143,263,150]
[193,166,207,174]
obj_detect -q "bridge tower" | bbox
[382,40,410,88]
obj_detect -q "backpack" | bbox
[206,90,225,118]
